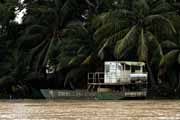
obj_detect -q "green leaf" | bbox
[145,14,176,34]
[146,31,163,64]
[160,49,179,67]
[138,28,148,61]
[150,1,173,14]
[42,36,55,66]
[161,40,179,50]
[114,25,138,58]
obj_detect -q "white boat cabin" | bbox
[104,61,147,84]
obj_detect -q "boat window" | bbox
[132,67,135,73]
[117,64,122,70]
[133,66,141,73]
[125,65,130,70]
[136,66,141,70]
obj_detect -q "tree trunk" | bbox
[175,72,180,93]
[146,63,157,90]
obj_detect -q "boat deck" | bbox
[88,82,146,86]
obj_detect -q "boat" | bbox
[41,61,148,100]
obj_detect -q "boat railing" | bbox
[88,72,104,83]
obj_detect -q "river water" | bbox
[0,100,180,120]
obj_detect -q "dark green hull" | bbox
[40,89,146,100]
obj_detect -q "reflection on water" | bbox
[0,100,180,120]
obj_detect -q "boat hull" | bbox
[40,89,146,100]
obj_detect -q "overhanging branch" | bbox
[85,0,95,8]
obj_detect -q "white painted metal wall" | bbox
[104,61,147,84]
[104,62,123,83]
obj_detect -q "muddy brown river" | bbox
[0,100,180,120]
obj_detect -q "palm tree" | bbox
[17,0,95,90]
[160,34,180,93]
[168,0,180,15]
[94,0,177,88]
[51,20,92,70]
[19,0,87,72]
[0,0,18,79]
[0,0,30,97]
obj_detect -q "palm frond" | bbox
[161,40,179,51]
[0,75,14,87]
[94,22,114,42]
[97,39,108,60]
[28,40,48,69]
[150,1,173,14]
[160,49,179,67]
[138,28,148,61]
[25,24,47,35]
[145,14,176,34]
[82,55,92,65]
[68,54,86,66]
[60,0,77,23]
[42,35,55,66]
[109,9,136,19]
[63,21,88,39]
[94,20,131,42]
[114,25,138,58]
[146,31,163,64]
[19,34,43,50]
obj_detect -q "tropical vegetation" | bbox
[0,0,180,98]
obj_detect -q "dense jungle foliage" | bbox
[0,0,180,98]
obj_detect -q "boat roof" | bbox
[105,61,145,66]
[120,61,145,66]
